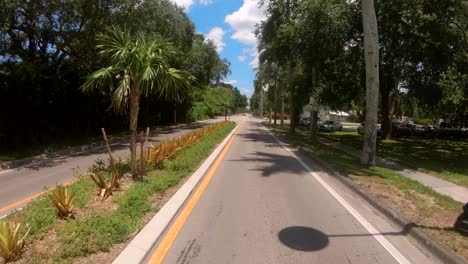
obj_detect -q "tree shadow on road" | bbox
[230,151,309,177]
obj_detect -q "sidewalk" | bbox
[317,136,468,203]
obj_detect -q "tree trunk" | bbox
[274,79,278,124]
[269,107,272,123]
[381,80,395,140]
[259,88,264,119]
[173,107,177,124]
[289,91,296,134]
[288,62,296,134]
[308,66,319,143]
[308,97,319,144]
[280,96,285,126]
[129,92,140,178]
[361,0,380,166]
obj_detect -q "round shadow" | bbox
[278,226,329,252]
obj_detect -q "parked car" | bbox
[406,124,426,136]
[357,122,382,136]
[300,117,311,127]
[320,120,343,132]
[392,122,412,137]
[300,117,322,127]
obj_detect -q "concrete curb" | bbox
[269,129,467,264]
[113,123,239,264]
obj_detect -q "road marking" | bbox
[0,169,15,175]
[0,175,85,216]
[264,126,411,264]
[147,121,244,264]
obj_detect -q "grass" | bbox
[4,121,235,263]
[272,126,458,205]
[54,122,235,260]
[318,130,468,187]
[267,123,467,260]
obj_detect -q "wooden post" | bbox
[101,128,115,169]
[139,131,146,179]
[144,127,150,149]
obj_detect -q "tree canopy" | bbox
[0,0,231,151]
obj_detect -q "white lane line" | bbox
[264,127,411,264]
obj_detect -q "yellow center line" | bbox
[147,120,244,264]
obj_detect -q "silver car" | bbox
[320,120,342,132]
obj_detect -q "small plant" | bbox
[89,158,107,173]
[89,171,107,190]
[50,185,76,219]
[88,172,120,201]
[0,222,30,262]
[147,121,230,169]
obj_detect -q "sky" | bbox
[169,0,267,98]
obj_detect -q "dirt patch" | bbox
[355,176,468,261]
[82,176,133,217]
[10,176,138,264]
[14,223,62,263]
[72,172,192,264]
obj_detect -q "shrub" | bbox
[88,172,120,201]
[50,186,76,219]
[0,222,30,262]
[147,121,230,169]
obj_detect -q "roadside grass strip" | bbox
[1,122,235,263]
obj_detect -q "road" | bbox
[0,119,222,217]
[146,116,440,264]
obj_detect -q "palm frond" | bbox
[157,68,196,102]
[111,73,131,112]
[81,66,116,93]
[83,27,198,111]
[97,26,134,63]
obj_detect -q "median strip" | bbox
[0,121,237,263]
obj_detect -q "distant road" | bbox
[0,119,222,217]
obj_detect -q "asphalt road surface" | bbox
[0,119,222,217]
[147,116,440,264]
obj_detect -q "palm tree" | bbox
[81,27,195,178]
[361,0,380,165]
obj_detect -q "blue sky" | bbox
[170,0,266,98]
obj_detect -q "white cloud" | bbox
[199,0,213,5]
[205,27,226,52]
[224,0,266,45]
[225,80,238,85]
[241,87,253,96]
[169,0,213,11]
[238,55,246,62]
[169,0,195,11]
[225,0,266,69]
